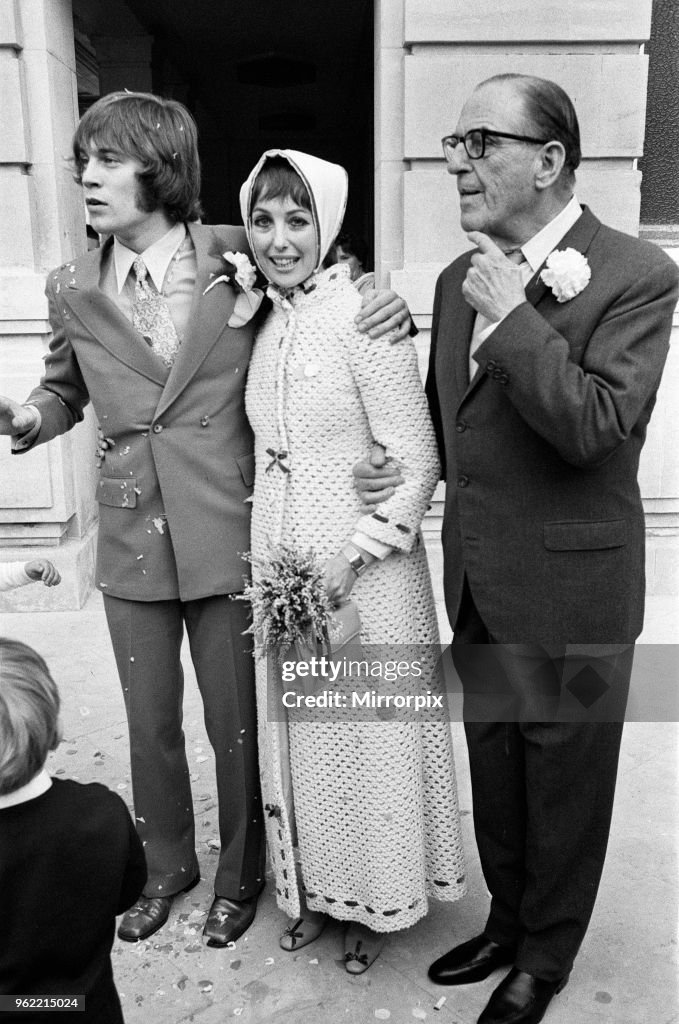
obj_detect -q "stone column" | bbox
[0,0,97,610]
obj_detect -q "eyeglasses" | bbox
[441,128,550,162]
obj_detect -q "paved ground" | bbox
[1,591,677,1024]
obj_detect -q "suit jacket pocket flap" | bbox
[97,477,138,509]
[236,453,255,488]
[544,519,626,551]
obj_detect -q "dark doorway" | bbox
[73,0,375,261]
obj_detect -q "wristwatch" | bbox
[342,544,369,577]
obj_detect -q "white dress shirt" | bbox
[107,221,195,342]
[469,195,583,380]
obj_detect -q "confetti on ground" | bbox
[198,980,213,994]
[308,957,319,964]
[375,1012,391,1021]
[79,706,90,717]
[264,957,275,965]
[412,1008,427,1020]
[117,783,128,790]
[174,976,188,991]
[434,996,447,1011]
[207,839,221,850]
[234,1010,243,1018]
[196,755,209,763]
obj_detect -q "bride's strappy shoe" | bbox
[279,910,327,951]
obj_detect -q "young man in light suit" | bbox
[357,75,678,1023]
[0,92,409,947]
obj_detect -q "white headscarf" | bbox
[239,149,348,278]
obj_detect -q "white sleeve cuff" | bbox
[477,317,504,344]
[351,531,392,560]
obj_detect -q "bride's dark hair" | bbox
[250,156,311,212]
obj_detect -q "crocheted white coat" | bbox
[245,265,466,930]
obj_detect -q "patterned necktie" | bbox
[132,256,181,367]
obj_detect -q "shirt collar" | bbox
[113,222,187,294]
[0,767,52,809]
[520,195,582,274]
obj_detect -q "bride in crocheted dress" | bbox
[241,150,466,974]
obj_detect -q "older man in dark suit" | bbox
[357,74,677,1024]
[0,91,408,949]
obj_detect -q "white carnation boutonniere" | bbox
[540,247,591,303]
[204,250,265,327]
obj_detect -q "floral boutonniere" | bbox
[204,251,265,327]
[540,247,591,303]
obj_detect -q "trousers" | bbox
[104,593,265,899]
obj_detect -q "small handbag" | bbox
[290,600,362,695]
[327,598,362,657]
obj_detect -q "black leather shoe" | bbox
[428,933,516,985]
[478,967,569,1024]
[203,895,258,947]
[117,875,200,943]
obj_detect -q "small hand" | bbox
[0,396,38,436]
[25,560,61,587]
[462,232,527,322]
[355,289,411,342]
[323,553,357,606]
[352,443,404,512]
[95,427,115,467]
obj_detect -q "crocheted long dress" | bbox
[245,264,466,931]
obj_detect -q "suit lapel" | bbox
[61,239,169,386]
[456,293,480,403]
[155,222,238,417]
[460,207,603,404]
[524,205,601,307]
